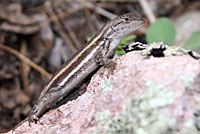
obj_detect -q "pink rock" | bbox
[9,51,200,134]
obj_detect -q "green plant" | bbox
[184,31,200,50]
[146,17,176,45]
[116,35,136,56]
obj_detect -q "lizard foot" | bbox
[104,59,116,78]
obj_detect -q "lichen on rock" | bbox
[93,80,199,134]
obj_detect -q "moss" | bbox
[92,81,199,134]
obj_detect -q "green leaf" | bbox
[121,35,136,43]
[87,37,91,42]
[116,35,137,56]
[116,50,126,56]
[146,17,176,45]
[120,35,136,45]
[184,31,200,50]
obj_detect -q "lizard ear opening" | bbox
[111,25,116,32]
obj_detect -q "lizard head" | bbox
[104,12,145,39]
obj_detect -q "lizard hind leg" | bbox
[28,114,39,125]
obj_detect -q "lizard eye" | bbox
[120,16,129,22]
[124,18,129,21]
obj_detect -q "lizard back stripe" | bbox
[43,25,109,91]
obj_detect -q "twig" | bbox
[65,24,82,49]
[32,1,115,27]
[20,40,30,90]
[78,0,117,19]
[28,0,116,26]
[0,44,52,79]
[83,0,96,34]
[138,0,156,23]
[45,1,77,53]
[94,0,137,2]
[29,3,83,28]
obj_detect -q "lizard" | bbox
[16,12,145,126]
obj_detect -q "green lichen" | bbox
[180,75,200,133]
[101,79,114,93]
[180,75,194,92]
[92,81,199,134]
[182,119,197,133]
[194,97,200,130]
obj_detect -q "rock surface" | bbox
[9,51,200,134]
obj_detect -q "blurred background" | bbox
[0,0,199,132]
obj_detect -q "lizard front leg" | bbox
[94,37,116,75]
